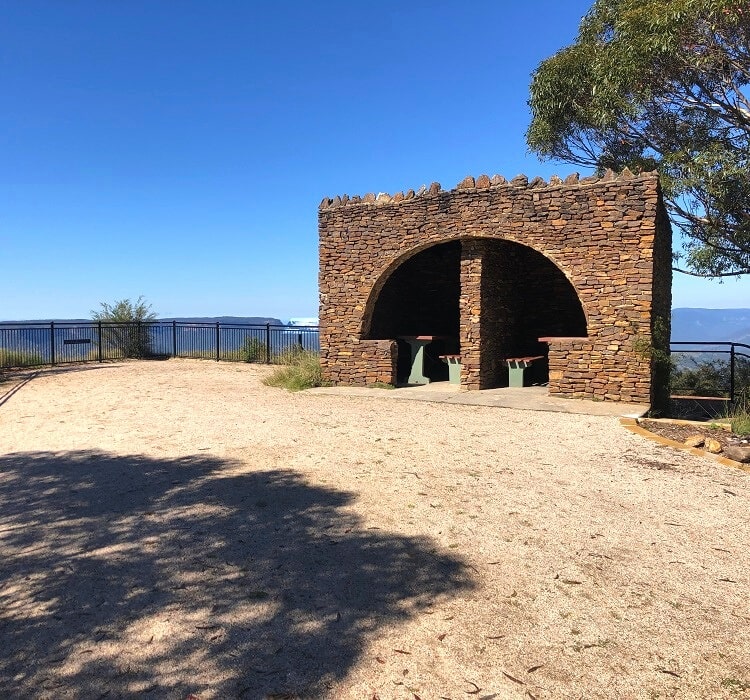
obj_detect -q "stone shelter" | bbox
[318,170,672,407]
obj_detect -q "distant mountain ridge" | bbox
[4,311,748,343]
[671,308,750,344]
[162,316,285,326]
[3,316,286,326]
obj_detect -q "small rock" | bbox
[475,174,491,188]
[457,175,475,189]
[723,445,750,463]
[705,438,722,454]
[429,181,441,194]
[684,435,705,448]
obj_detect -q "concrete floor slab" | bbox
[307,382,649,417]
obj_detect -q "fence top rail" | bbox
[671,341,750,351]
[672,349,750,361]
[0,320,320,330]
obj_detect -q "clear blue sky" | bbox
[2,1,747,322]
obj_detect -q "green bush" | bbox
[732,414,750,436]
[671,355,750,399]
[0,349,44,368]
[262,351,324,392]
[241,337,266,363]
[272,344,307,365]
[92,296,157,359]
[729,393,750,436]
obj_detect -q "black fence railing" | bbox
[0,321,320,369]
[670,341,750,404]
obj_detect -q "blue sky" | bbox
[1,1,747,322]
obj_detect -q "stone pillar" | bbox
[459,241,482,390]
[479,242,520,388]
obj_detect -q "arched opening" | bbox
[363,238,587,387]
[478,239,587,388]
[364,241,461,383]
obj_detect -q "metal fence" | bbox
[670,341,750,403]
[0,321,320,369]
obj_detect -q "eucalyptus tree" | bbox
[527,0,749,276]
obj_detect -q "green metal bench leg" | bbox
[407,342,430,384]
[446,357,461,385]
[508,366,526,387]
[507,359,534,388]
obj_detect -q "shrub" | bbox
[92,296,157,359]
[729,393,750,436]
[241,337,266,363]
[263,351,324,392]
[732,414,750,436]
[0,349,44,368]
[273,344,307,365]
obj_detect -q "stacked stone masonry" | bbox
[319,169,672,406]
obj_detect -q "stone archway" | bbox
[318,170,672,406]
[361,238,587,387]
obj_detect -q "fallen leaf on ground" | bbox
[464,680,481,694]
[501,671,525,685]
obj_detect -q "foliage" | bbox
[731,410,750,435]
[91,296,157,359]
[527,0,750,276]
[671,353,750,396]
[0,349,44,368]
[240,337,266,363]
[91,296,157,324]
[262,351,325,392]
[273,344,308,365]
[727,390,750,434]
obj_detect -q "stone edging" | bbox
[619,417,750,474]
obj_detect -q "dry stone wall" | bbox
[318,169,672,406]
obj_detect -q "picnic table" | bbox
[504,355,543,387]
[398,335,447,385]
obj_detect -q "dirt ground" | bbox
[0,360,748,700]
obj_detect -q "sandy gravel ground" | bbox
[0,359,748,700]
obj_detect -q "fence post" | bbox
[50,321,55,366]
[265,323,271,364]
[216,322,220,362]
[98,321,103,363]
[730,344,736,404]
[172,320,177,358]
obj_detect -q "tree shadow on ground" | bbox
[0,450,475,698]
